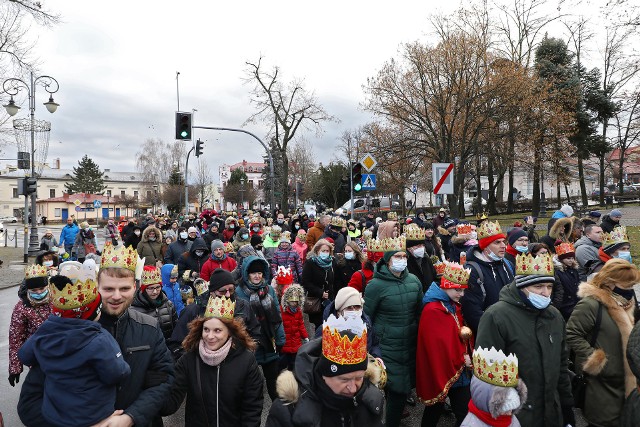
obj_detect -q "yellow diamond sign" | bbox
[73,199,82,206]
[360,153,377,172]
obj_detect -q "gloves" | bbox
[8,373,20,387]
[562,405,575,427]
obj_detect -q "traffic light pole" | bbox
[192,126,275,213]
[184,146,194,215]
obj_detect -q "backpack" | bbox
[465,258,514,305]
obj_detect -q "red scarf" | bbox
[598,246,612,263]
[505,245,519,258]
[468,400,512,427]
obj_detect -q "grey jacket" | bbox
[574,235,601,281]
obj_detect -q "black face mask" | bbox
[613,286,635,301]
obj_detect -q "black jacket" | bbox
[177,238,209,278]
[162,341,264,427]
[407,253,438,293]
[301,258,336,300]
[334,257,361,293]
[18,308,174,427]
[600,214,620,233]
[124,226,142,249]
[202,230,223,249]
[131,290,178,341]
[552,260,581,321]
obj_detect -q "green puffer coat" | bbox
[363,262,423,394]
[621,322,640,427]
[475,283,573,427]
[566,283,635,427]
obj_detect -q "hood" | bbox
[234,227,250,241]
[189,238,210,255]
[277,240,292,250]
[423,282,450,304]
[241,255,270,287]
[469,376,528,418]
[281,283,306,308]
[574,235,600,249]
[549,216,575,241]
[161,263,176,284]
[377,221,397,240]
[133,288,168,309]
[141,226,162,242]
[27,316,103,360]
[236,245,258,266]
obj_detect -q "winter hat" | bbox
[251,234,263,247]
[423,221,434,230]
[25,264,49,290]
[610,209,623,219]
[443,218,458,229]
[50,260,101,320]
[187,226,198,234]
[296,229,307,240]
[247,259,264,274]
[208,268,235,293]
[318,314,368,378]
[560,204,574,217]
[140,265,162,292]
[588,210,601,218]
[507,228,527,246]
[209,222,219,229]
[514,253,555,288]
[237,227,250,238]
[334,287,363,312]
[477,221,506,251]
[210,239,225,252]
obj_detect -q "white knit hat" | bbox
[334,287,363,312]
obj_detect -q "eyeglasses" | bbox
[515,237,529,244]
[214,287,235,296]
[146,286,162,293]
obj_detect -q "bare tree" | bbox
[244,57,335,214]
[193,158,215,207]
[613,89,640,192]
[135,138,186,185]
[287,138,317,202]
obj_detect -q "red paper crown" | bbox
[321,315,368,366]
[440,262,471,289]
[456,223,473,235]
[276,266,293,285]
[555,242,575,257]
[433,261,446,276]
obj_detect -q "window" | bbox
[49,189,55,198]
[106,190,111,197]
[146,190,151,198]
[258,180,264,188]
[12,188,18,198]
[134,190,138,198]
[54,208,61,217]
[120,190,126,197]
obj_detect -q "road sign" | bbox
[361,173,376,190]
[411,183,417,193]
[93,200,102,208]
[360,153,377,172]
[432,163,454,195]
[73,199,82,206]
[75,206,81,212]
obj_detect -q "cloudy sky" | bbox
[3,0,603,183]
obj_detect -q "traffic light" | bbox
[195,139,204,157]
[340,176,350,192]
[26,177,37,194]
[352,162,363,193]
[175,112,192,140]
[17,151,30,170]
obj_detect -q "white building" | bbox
[218,160,266,211]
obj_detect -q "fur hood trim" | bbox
[275,358,385,404]
[553,255,578,272]
[450,234,468,245]
[577,282,636,396]
[141,226,162,242]
[437,226,450,236]
[488,379,528,418]
[281,283,305,308]
[549,216,575,241]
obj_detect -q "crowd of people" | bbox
[6,204,640,427]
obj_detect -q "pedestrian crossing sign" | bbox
[361,174,376,190]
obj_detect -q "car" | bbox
[0,215,18,223]
[591,188,611,199]
[464,197,487,212]
[339,197,400,215]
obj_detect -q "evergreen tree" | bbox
[64,155,107,194]
[164,165,185,214]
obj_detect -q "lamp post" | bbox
[3,72,60,256]
[152,184,159,214]
[240,178,246,211]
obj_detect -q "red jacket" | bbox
[347,265,374,293]
[199,256,237,281]
[222,229,235,243]
[281,306,308,354]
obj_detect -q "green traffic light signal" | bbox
[352,162,363,193]
[175,112,192,141]
[354,182,362,192]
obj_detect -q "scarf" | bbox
[211,253,227,261]
[468,399,512,427]
[506,245,519,258]
[598,246,612,263]
[312,254,333,269]
[240,281,282,352]
[199,338,232,366]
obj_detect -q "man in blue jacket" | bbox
[59,217,79,255]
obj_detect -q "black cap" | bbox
[208,268,235,292]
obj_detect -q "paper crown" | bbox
[404,224,425,241]
[379,236,406,252]
[477,220,503,240]
[456,223,473,235]
[603,226,629,248]
[270,225,282,235]
[224,241,235,253]
[141,266,162,286]
[476,212,488,221]
[433,259,446,276]
[322,314,368,366]
[101,243,141,273]
[25,264,48,279]
[170,265,179,278]
[51,260,99,311]
[515,253,554,276]
[280,231,292,242]
[441,262,471,289]
[473,346,519,387]
[387,212,398,221]
[204,295,235,320]
[276,266,293,285]
[330,216,347,228]
[555,242,576,257]
[193,278,209,296]
[367,238,385,253]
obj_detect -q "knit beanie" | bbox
[610,209,623,218]
[208,268,235,293]
[251,234,263,247]
[334,287,363,312]
[382,250,400,263]
[210,239,224,252]
[560,204,574,217]
[443,218,458,229]
[507,228,527,246]
[247,259,264,274]
[317,330,368,377]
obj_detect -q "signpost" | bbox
[432,163,454,195]
[352,154,378,220]
[360,153,377,172]
[361,174,377,191]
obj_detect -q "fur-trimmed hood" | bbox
[141,226,162,242]
[437,226,450,236]
[553,255,578,272]
[549,216,576,241]
[281,283,305,309]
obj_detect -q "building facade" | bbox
[218,159,266,211]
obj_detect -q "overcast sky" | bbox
[2,0,606,183]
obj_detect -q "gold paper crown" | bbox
[25,264,48,279]
[555,242,576,257]
[193,278,209,296]
[52,261,99,310]
[476,212,488,221]
[380,236,406,252]
[101,244,139,272]
[322,315,368,366]
[204,295,235,320]
[603,226,629,248]
[442,262,471,288]
[387,212,398,221]
[515,253,554,276]
[456,223,473,235]
[404,224,425,241]
[473,346,519,387]
[367,238,385,253]
[477,220,503,240]
[330,216,347,228]
[224,241,235,253]
[141,267,162,286]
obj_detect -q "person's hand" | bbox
[8,373,20,387]
[375,357,386,369]
[463,354,472,368]
[93,413,132,427]
[561,405,575,427]
[322,291,329,299]
[90,410,124,427]
[526,216,535,225]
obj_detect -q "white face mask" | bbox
[411,246,425,258]
[134,230,141,236]
[343,309,363,320]
[344,252,355,260]
[179,232,188,239]
[43,260,54,267]
[390,258,407,273]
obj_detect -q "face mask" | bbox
[149,237,156,241]
[229,225,235,229]
[179,232,188,239]
[487,251,502,262]
[343,309,363,320]
[253,227,260,232]
[319,252,330,260]
[390,258,407,273]
[615,251,632,263]
[344,252,355,260]
[515,246,528,253]
[195,250,205,257]
[277,219,284,224]
[412,247,425,258]
[527,292,551,309]
[29,289,49,300]
[134,231,141,236]
[43,260,54,267]
[242,234,249,240]
[295,224,300,229]
[288,305,299,313]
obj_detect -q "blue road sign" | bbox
[93,200,102,208]
[361,174,376,191]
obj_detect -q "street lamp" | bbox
[152,184,159,214]
[3,72,60,256]
[240,178,246,210]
